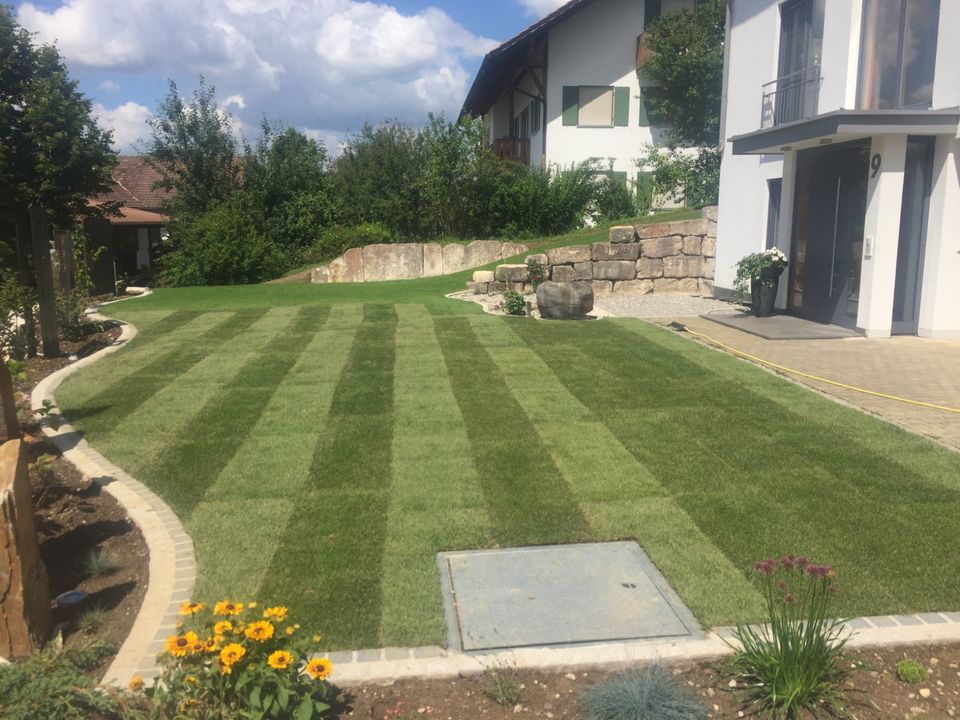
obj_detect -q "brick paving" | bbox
[680,317,960,451]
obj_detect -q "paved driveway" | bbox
[679,317,960,452]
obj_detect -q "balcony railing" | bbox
[761,66,822,128]
[493,137,531,165]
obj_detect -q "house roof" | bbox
[93,156,171,211]
[110,206,169,225]
[460,0,597,118]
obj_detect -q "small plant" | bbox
[6,359,26,382]
[85,548,121,577]
[724,555,852,719]
[34,398,62,430]
[501,290,527,316]
[76,604,109,634]
[896,659,928,684]
[32,452,56,482]
[733,247,788,298]
[525,256,548,289]
[580,665,707,720]
[484,662,521,706]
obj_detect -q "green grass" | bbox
[55,248,960,651]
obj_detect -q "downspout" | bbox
[718,0,733,148]
[542,35,549,168]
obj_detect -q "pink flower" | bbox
[754,558,776,576]
[783,593,796,603]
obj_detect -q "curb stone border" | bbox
[31,314,195,686]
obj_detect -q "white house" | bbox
[715,0,960,338]
[460,0,702,185]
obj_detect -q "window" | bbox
[519,107,530,139]
[530,99,541,134]
[562,86,630,127]
[858,0,940,109]
[766,179,782,250]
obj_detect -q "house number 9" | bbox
[871,154,882,178]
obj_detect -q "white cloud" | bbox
[17,0,498,135]
[98,79,120,92]
[92,101,151,152]
[517,0,569,17]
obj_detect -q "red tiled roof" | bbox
[93,156,172,211]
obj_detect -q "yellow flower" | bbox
[267,650,294,670]
[180,601,205,615]
[285,627,295,636]
[175,620,183,629]
[165,632,199,658]
[312,635,322,643]
[213,620,234,636]
[203,636,220,653]
[305,657,333,681]
[128,676,144,691]
[263,606,288,622]
[213,599,243,616]
[219,661,233,675]
[189,640,204,655]
[248,601,258,608]
[219,643,246,667]
[185,675,198,684]
[244,620,275,643]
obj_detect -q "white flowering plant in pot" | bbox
[733,247,788,298]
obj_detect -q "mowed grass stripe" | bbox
[266,304,398,649]
[433,316,592,546]
[379,305,493,647]
[471,317,765,624]
[140,305,331,515]
[190,307,362,600]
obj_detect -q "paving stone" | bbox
[384,647,412,661]
[328,651,355,665]
[843,618,873,629]
[893,615,924,626]
[917,613,949,624]
[413,646,446,659]
[942,612,960,623]
[863,616,900,628]
[356,649,383,662]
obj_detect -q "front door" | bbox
[892,136,934,335]
[789,141,870,328]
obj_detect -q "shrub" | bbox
[500,291,527,316]
[0,276,36,360]
[56,289,91,341]
[896,659,928,684]
[302,222,393,265]
[76,604,108,634]
[636,146,720,209]
[724,555,852,719]
[525,256,547,289]
[144,599,335,719]
[580,665,707,720]
[484,663,521,706]
[85,547,121,576]
[594,174,637,221]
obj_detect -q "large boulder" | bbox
[546,245,591,265]
[495,264,530,283]
[536,281,594,320]
[329,247,364,283]
[362,243,423,282]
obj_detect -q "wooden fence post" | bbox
[28,205,59,358]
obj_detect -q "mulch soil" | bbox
[341,643,960,719]
[4,321,148,678]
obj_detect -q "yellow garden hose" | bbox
[669,321,960,416]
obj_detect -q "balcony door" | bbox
[774,0,823,125]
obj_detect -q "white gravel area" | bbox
[594,294,744,319]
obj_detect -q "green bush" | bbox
[594,174,637,221]
[636,146,720,209]
[55,289,91,341]
[0,638,143,720]
[0,276,36,360]
[580,665,706,720]
[498,290,527,316]
[302,222,393,265]
[896,659,928,684]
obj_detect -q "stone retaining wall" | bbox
[311,240,530,283]
[466,207,717,297]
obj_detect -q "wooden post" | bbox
[0,361,20,440]
[28,204,59,358]
[13,222,36,359]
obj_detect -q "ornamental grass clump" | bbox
[724,555,852,719]
[143,599,335,719]
[580,665,707,720]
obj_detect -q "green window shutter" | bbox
[612,171,628,183]
[644,0,661,28]
[613,87,630,126]
[562,86,579,126]
[638,92,651,127]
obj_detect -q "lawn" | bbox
[55,232,960,651]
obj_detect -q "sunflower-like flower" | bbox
[220,643,246,667]
[180,601,205,615]
[305,657,333,681]
[214,599,244,616]
[185,675,198,684]
[267,650,295,670]
[128,676,144,691]
[213,620,234,636]
[263,606,288,623]
[244,620,275,643]
[165,631,200,657]
[285,626,295,636]
[218,661,233,675]
[203,636,220,653]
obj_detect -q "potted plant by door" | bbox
[734,248,789,317]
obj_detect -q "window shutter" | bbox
[644,0,661,29]
[613,87,630,126]
[638,92,651,127]
[612,171,628,183]
[562,86,579,126]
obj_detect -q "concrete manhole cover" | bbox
[437,541,700,652]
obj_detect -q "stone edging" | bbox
[30,315,195,686]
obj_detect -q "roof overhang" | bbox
[110,206,168,225]
[730,108,960,155]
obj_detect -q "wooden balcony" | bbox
[493,137,531,165]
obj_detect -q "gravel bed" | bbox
[594,294,745,319]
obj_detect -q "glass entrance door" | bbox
[789,141,870,328]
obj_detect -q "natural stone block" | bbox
[612,279,653,295]
[640,237,683,258]
[593,243,640,261]
[703,257,716,277]
[0,440,52,658]
[573,262,593,281]
[698,279,715,296]
[546,245,591,265]
[636,218,709,238]
[472,270,494,283]
[463,240,503,269]
[536,281,594,320]
[552,265,575,282]
[635,258,663,279]
[495,264,530,283]
[310,266,330,284]
[593,260,637,281]
[702,206,719,222]
[442,243,467,274]
[423,243,443,277]
[488,281,507,293]
[654,277,700,295]
[707,219,718,238]
[507,281,527,293]
[500,242,529,259]
[609,225,638,244]
[591,280,613,296]
[701,237,716,258]
[663,255,709,278]
[329,247,364,283]
[362,243,423,282]
[466,281,488,294]
[526,253,548,267]
[682,236,702,255]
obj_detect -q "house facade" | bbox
[461,0,701,184]
[715,0,960,338]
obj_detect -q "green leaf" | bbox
[296,697,314,720]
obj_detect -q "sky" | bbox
[14,0,570,154]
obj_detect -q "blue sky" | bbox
[15,0,567,152]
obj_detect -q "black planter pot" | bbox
[750,266,784,317]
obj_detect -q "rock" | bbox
[698,279,715,296]
[507,281,527,293]
[473,270,495,283]
[609,225,638,244]
[423,243,444,277]
[635,258,664,279]
[500,242,529,259]
[329,247,364,283]
[573,262,593,281]
[466,282,488,294]
[442,243,467,274]
[552,265,576,282]
[654,277,700,295]
[663,255,709,278]
[920,688,931,698]
[701,237,716,257]
[637,218,709,238]
[565,673,576,681]
[640,236,683,258]
[526,253,548,267]
[593,242,640,261]
[310,266,330,284]
[682,236,702,255]
[463,240,503,269]
[495,264,530,283]
[702,206,719,222]
[362,243,423,281]
[488,281,507,293]
[591,280,613,295]
[594,260,637,281]
[707,219,718,237]
[536,281,594,320]
[703,257,716,277]
[546,245,592,265]
[612,279,653,295]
